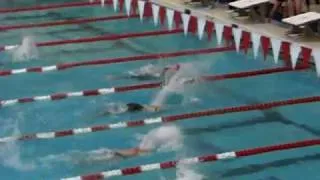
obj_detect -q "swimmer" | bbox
[126,103,160,112]
[83,147,151,162]
[162,63,180,73]
[98,102,161,116]
[106,64,181,81]
[162,75,199,87]
[83,125,181,162]
[81,147,152,163]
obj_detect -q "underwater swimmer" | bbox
[98,102,161,116]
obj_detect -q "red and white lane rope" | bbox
[0,66,307,108]
[0,92,317,143]
[0,14,139,31]
[0,0,106,14]
[61,139,320,180]
[0,29,183,52]
[0,46,236,77]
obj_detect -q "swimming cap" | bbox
[126,103,144,112]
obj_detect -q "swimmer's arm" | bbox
[114,148,151,157]
[143,105,161,112]
[114,148,139,157]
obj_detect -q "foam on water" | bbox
[138,124,183,152]
[9,36,39,62]
[39,125,182,167]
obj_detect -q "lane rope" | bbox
[0,46,236,77]
[0,66,307,108]
[0,14,139,31]
[61,139,320,180]
[0,29,183,52]
[0,0,106,14]
[1,83,316,143]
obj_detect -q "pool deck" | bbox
[151,0,320,50]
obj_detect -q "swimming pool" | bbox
[0,1,319,180]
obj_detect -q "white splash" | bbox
[0,119,35,171]
[38,148,117,167]
[176,163,205,180]
[10,36,39,62]
[151,62,203,106]
[138,125,183,152]
[40,125,182,167]
[128,63,162,78]
[103,102,128,114]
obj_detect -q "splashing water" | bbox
[0,120,35,171]
[138,125,183,152]
[40,125,182,167]
[38,148,117,167]
[176,163,205,180]
[103,102,128,115]
[128,63,162,78]
[151,63,202,106]
[10,36,39,62]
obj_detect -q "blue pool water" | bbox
[0,1,319,180]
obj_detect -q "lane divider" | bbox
[0,29,183,52]
[61,139,320,180]
[0,46,236,77]
[0,14,139,31]
[0,0,107,14]
[0,66,307,108]
[0,79,315,143]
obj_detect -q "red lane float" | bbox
[61,139,320,180]
[0,29,183,52]
[0,0,107,14]
[0,14,139,31]
[0,46,237,77]
[0,75,315,143]
[0,66,307,108]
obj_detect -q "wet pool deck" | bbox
[151,0,320,50]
